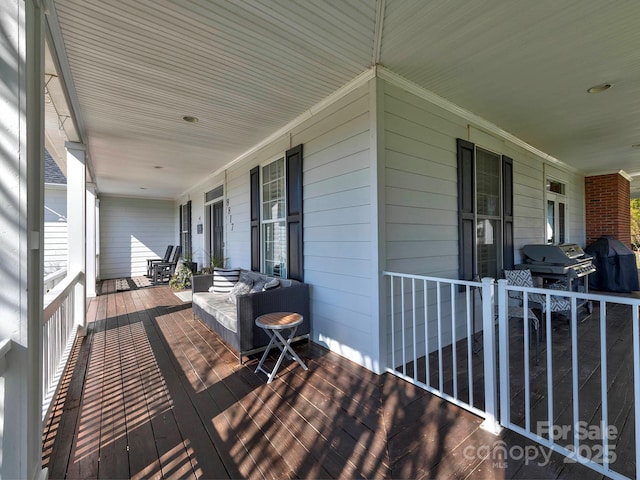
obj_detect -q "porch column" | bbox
[66,142,87,326]
[585,171,631,247]
[0,1,46,478]
[86,184,97,297]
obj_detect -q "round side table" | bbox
[254,312,308,383]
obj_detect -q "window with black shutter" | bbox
[250,144,303,281]
[457,139,513,280]
[180,200,192,259]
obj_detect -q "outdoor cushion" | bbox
[227,271,253,305]
[213,268,240,293]
[192,292,238,333]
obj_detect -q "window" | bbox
[261,157,287,277]
[457,139,514,281]
[546,178,567,244]
[179,201,192,259]
[250,144,303,281]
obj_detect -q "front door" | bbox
[208,200,224,263]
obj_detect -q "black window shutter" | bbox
[186,200,192,258]
[179,206,183,252]
[286,144,304,282]
[457,139,476,281]
[502,156,514,270]
[249,166,260,272]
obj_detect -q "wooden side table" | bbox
[255,312,308,383]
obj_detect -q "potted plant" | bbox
[169,255,196,290]
[197,254,227,275]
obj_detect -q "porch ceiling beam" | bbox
[42,0,97,188]
[372,0,385,66]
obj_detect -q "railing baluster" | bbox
[412,278,417,382]
[424,279,429,386]
[466,285,473,407]
[633,305,640,480]
[546,296,553,441]
[401,277,406,376]
[451,283,457,399]
[600,300,609,472]
[524,293,531,432]
[390,275,395,371]
[437,281,443,393]
[571,296,579,456]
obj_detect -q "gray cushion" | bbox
[192,292,238,333]
[263,278,280,290]
[227,272,253,305]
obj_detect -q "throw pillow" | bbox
[213,268,240,293]
[227,272,254,305]
[251,278,267,293]
[263,278,280,291]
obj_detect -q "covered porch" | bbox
[42,282,602,479]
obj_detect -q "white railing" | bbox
[384,272,500,432]
[385,271,640,480]
[0,338,12,375]
[44,267,67,293]
[42,270,83,421]
[497,280,639,480]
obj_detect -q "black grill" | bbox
[517,243,596,279]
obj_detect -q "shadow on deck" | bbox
[42,280,605,479]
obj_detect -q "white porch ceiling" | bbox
[46,0,640,198]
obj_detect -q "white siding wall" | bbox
[44,186,67,275]
[182,82,380,371]
[178,76,587,374]
[382,80,586,364]
[100,196,175,279]
[383,80,586,274]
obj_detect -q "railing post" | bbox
[480,277,502,434]
[497,278,510,428]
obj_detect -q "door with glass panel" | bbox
[546,192,567,244]
[208,201,224,263]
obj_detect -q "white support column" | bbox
[0,1,46,479]
[86,184,97,297]
[66,142,87,327]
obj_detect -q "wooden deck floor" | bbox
[43,280,605,479]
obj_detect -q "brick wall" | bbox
[585,173,631,247]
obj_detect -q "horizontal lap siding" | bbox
[384,83,464,278]
[44,188,68,274]
[100,196,175,279]
[382,81,585,362]
[294,85,376,367]
[44,223,67,275]
[219,84,377,369]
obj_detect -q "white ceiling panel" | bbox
[47,0,640,197]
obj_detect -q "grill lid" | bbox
[522,243,587,265]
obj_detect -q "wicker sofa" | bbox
[191,269,310,363]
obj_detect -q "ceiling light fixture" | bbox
[182,115,199,123]
[587,83,612,94]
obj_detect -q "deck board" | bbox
[44,281,611,479]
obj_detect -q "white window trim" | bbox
[259,155,287,277]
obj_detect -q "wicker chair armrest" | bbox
[192,274,214,293]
